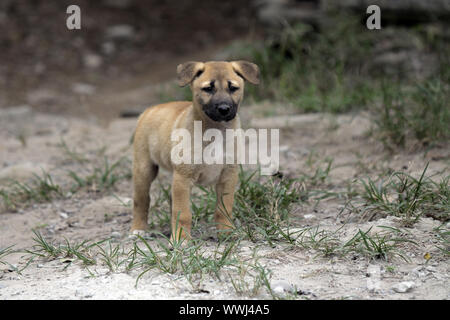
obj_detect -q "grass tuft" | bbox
[68,156,131,193]
[26,230,103,267]
[0,170,63,212]
[232,167,304,244]
[0,245,15,265]
[348,164,449,225]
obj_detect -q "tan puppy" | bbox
[130,61,259,242]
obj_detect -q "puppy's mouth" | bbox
[202,103,237,122]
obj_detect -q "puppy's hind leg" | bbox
[131,149,158,235]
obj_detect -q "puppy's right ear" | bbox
[177,61,205,87]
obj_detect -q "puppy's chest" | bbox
[194,164,224,186]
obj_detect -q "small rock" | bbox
[425,266,437,273]
[59,212,69,219]
[271,280,295,295]
[111,231,121,239]
[72,83,96,95]
[83,53,103,69]
[7,265,17,272]
[392,281,415,293]
[105,25,135,40]
[273,285,285,295]
[303,214,315,220]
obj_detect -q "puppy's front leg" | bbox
[171,171,192,242]
[215,167,238,235]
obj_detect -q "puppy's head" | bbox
[177,61,259,122]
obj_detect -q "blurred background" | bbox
[0,0,257,120]
[0,0,449,146]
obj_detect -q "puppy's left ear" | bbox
[231,61,260,85]
[177,61,205,87]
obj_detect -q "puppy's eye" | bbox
[202,81,214,93]
[201,84,214,93]
[228,83,239,93]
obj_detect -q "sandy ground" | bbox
[0,101,449,300]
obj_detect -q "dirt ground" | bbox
[0,99,448,299]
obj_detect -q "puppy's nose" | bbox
[217,104,231,116]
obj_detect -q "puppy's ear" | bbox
[177,61,205,87]
[231,61,260,85]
